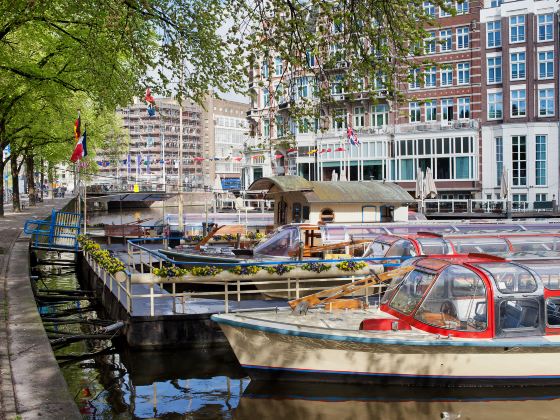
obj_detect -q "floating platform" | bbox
[76,252,288,349]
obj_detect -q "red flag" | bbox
[71,131,87,162]
[73,112,81,142]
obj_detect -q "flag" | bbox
[145,88,156,117]
[70,130,87,162]
[73,112,81,142]
[347,126,360,146]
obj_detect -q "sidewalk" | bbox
[0,198,80,419]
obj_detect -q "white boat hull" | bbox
[214,314,560,386]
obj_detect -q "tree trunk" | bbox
[25,154,36,206]
[11,156,20,212]
[0,160,5,217]
[40,159,44,200]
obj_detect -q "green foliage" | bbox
[78,236,125,274]
[336,261,367,272]
[228,265,261,275]
[153,266,190,278]
[264,264,295,275]
[190,266,223,276]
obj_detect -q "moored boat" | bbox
[213,254,560,387]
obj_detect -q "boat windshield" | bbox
[414,265,487,331]
[388,269,436,315]
[417,238,452,255]
[449,237,510,254]
[522,262,560,290]
[474,263,538,294]
[253,226,300,257]
[363,240,392,257]
[508,236,560,252]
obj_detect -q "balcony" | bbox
[394,120,478,134]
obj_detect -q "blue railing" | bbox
[24,209,82,251]
[126,237,407,269]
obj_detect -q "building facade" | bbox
[480,0,560,206]
[97,96,248,191]
[245,1,485,199]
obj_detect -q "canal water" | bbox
[34,254,560,420]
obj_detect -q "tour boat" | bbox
[364,232,560,259]
[213,254,560,386]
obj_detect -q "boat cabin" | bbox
[378,254,560,339]
[365,233,560,259]
[248,176,413,226]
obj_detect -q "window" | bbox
[297,77,309,98]
[487,56,502,83]
[440,0,452,17]
[487,20,501,48]
[441,66,453,86]
[425,100,437,121]
[536,193,548,202]
[513,194,529,211]
[423,1,435,16]
[538,51,554,79]
[457,0,469,14]
[263,88,270,107]
[538,14,554,41]
[536,135,547,186]
[457,62,470,85]
[261,61,269,79]
[510,52,526,80]
[510,15,525,43]
[372,104,388,127]
[458,97,470,119]
[320,208,335,223]
[425,32,436,54]
[512,135,527,186]
[488,92,503,119]
[547,298,560,327]
[511,89,526,117]
[490,0,502,6]
[409,68,421,89]
[276,115,285,137]
[457,27,469,49]
[263,118,270,138]
[332,109,346,130]
[425,67,437,87]
[409,102,421,123]
[539,88,554,116]
[354,106,365,127]
[456,156,469,179]
[441,98,454,121]
[414,265,487,332]
[400,160,415,181]
[390,270,435,315]
[495,137,503,186]
[440,29,452,51]
[274,57,283,76]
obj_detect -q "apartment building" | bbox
[245,1,484,198]
[201,97,249,190]
[480,0,560,206]
[98,96,248,191]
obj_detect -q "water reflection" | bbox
[35,253,560,420]
[36,256,249,419]
[235,382,560,420]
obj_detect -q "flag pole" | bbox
[82,123,87,235]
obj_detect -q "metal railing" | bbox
[24,209,82,251]
[424,199,557,214]
[80,237,407,316]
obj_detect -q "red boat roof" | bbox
[414,253,508,271]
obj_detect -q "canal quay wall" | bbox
[77,253,228,349]
[0,198,81,420]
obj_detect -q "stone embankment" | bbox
[0,198,81,419]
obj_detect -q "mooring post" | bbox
[150,284,155,316]
[224,282,229,313]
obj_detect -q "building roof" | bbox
[248,176,414,204]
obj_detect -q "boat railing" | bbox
[423,199,558,215]
[81,237,408,316]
